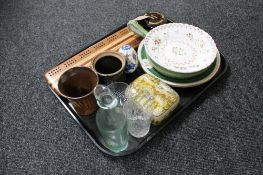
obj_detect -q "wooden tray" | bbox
[44,19,229,157]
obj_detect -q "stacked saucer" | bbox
[138,23,221,88]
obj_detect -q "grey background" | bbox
[1,0,263,174]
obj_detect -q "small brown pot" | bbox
[92,51,126,85]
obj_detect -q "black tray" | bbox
[48,20,229,157]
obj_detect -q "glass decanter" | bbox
[94,84,128,153]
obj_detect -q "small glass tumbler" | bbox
[107,82,128,107]
[123,99,152,138]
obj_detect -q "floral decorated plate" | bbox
[138,40,221,88]
[144,23,218,78]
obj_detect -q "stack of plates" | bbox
[138,23,221,88]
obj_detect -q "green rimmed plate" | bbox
[144,23,218,75]
[137,40,221,88]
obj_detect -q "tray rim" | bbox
[44,19,229,157]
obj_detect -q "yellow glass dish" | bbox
[126,74,180,125]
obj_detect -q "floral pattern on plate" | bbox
[137,40,221,88]
[144,23,217,74]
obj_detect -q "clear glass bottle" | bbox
[94,85,128,153]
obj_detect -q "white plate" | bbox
[138,40,221,88]
[144,23,218,74]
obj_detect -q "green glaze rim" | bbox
[137,40,221,88]
[145,52,211,79]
